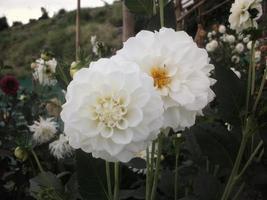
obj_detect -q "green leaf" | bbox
[29,171,64,199]
[124,0,154,15]
[184,123,239,168]
[75,150,109,200]
[193,169,222,200]
[214,61,246,125]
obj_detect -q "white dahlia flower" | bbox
[226,35,236,43]
[49,134,73,159]
[218,25,226,34]
[61,58,164,162]
[235,43,245,53]
[206,40,219,52]
[231,67,241,78]
[231,55,240,63]
[114,28,216,131]
[29,117,57,144]
[32,58,57,86]
[229,0,263,32]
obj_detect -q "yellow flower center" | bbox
[150,67,171,89]
[92,96,128,129]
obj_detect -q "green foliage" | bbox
[76,150,109,200]
[0,3,122,78]
[124,0,154,15]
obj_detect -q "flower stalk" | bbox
[174,135,182,200]
[113,162,120,200]
[150,134,163,200]
[105,161,113,200]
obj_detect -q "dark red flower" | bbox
[0,75,19,95]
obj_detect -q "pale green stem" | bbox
[31,150,63,200]
[113,162,120,200]
[105,161,113,200]
[221,130,249,200]
[232,182,245,200]
[150,134,163,200]
[250,41,256,95]
[31,149,45,173]
[252,63,267,112]
[236,141,263,180]
[245,40,255,117]
[146,147,151,200]
[159,0,165,27]
[174,140,181,200]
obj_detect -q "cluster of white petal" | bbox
[32,58,57,86]
[114,28,215,131]
[206,40,219,52]
[61,58,164,162]
[49,134,73,159]
[229,0,263,32]
[29,117,57,144]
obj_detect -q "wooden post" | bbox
[175,0,183,30]
[122,1,135,42]
[76,0,81,61]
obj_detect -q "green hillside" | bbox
[0,2,122,78]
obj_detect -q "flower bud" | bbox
[46,98,62,117]
[31,62,37,69]
[14,147,28,161]
[70,61,82,78]
[41,53,49,61]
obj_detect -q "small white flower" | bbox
[61,58,164,162]
[49,134,73,159]
[231,67,241,78]
[232,55,240,63]
[115,28,216,131]
[243,35,251,43]
[238,34,244,40]
[212,30,217,35]
[229,0,263,32]
[218,25,226,33]
[206,40,218,52]
[33,58,57,86]
[29,117,57,144]
[226,35,236,43]
[91,35,99,55]
[255,50,261,62]
[247,40,259,49]
[235,43,245,53]
[207,32,213,39]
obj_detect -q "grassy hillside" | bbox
[0,2,122,78]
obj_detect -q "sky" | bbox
[0,0,114,25]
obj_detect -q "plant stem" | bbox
[250,41,256,95]
[232,182,245,200]
[31,149,45,173]
[245,40,255,117]
[105,161,113,200]
[252,63,267,112]
[31,150,63,200]
[146,147,151,200]
[159,0,165,27]
[150,134,163,200]
[174,139,181,200]
[150,141,156,185]
[113,162,120,200]
[221,131,249,200]
[236,141,263,180]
